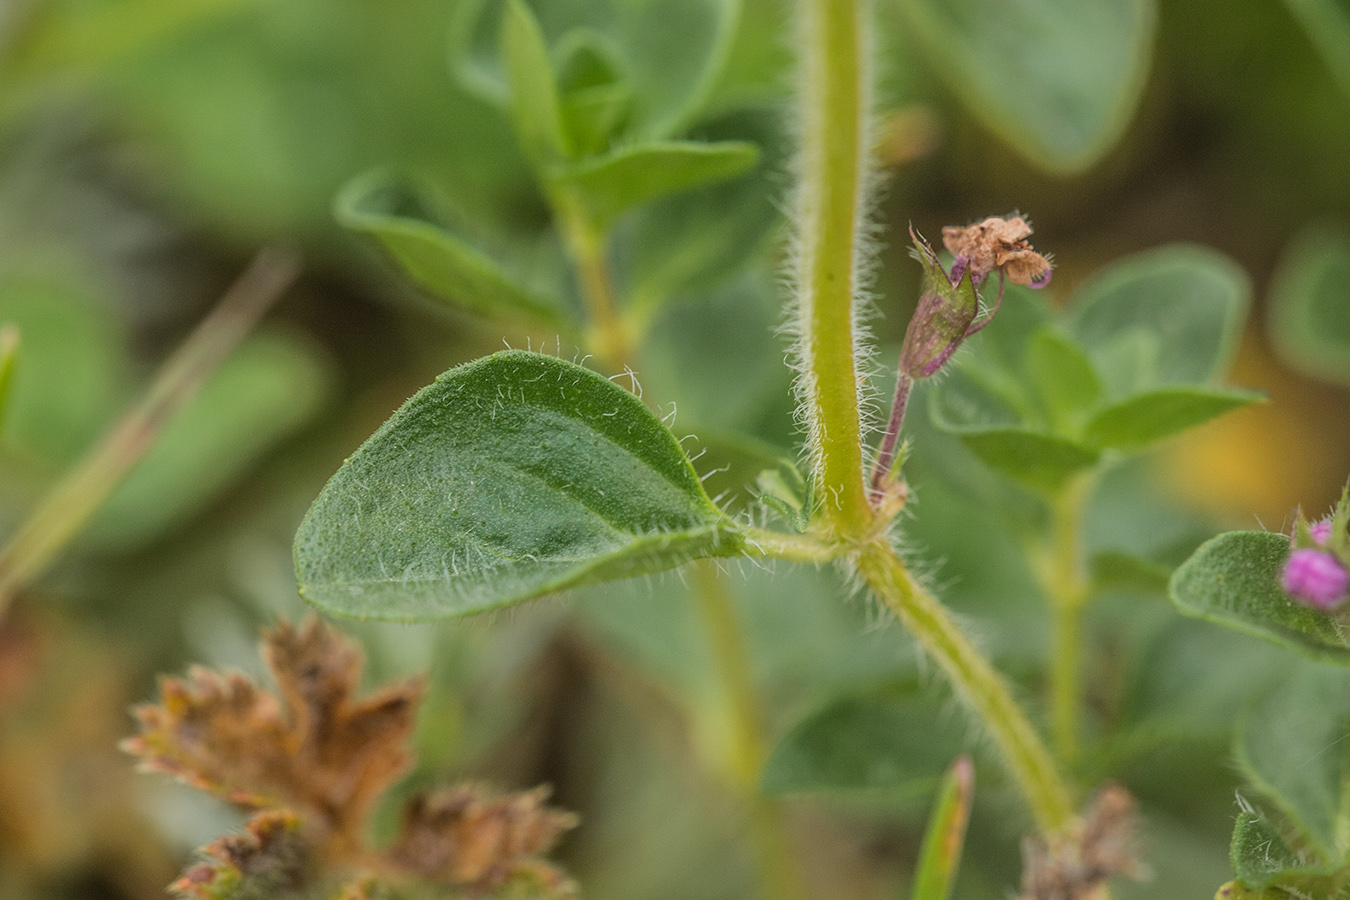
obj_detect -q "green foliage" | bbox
[1229,811,1345,896]
[910,757,974,900]
[1169,531,1350,665]
[334,172,574,331]
[1268,223,1350,385]
[556,139,759,231]
[892,0,1156,172]
[1234,664,1350,865]
[86,331,332,551]
[930,246,1259,491]
[1280,0,1350,101]
[760,682,972,796]
[502,0,574,165]
[295,351,744,620]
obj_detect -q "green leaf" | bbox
[557,140,759,230]
[1281,0,1350,101]
[1083,387,1264,452]
[1268,223,1350,386]
[0,325,20,435]
[1229,810,1344,894]
[956,429,1099,492]
[501,0,573,162]
[334,171,573,332]
[761,683,973,796]
[911,757,974,900]
[1069,245,1251,392]
[894,0,1156,173]
[555,29,633,156]
[1169,530,1350,666]
[295,351,744,620]
[85,331,331,551]
[1235,664,1350,862]
[1026,325,1102,433]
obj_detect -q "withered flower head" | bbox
[899,227,981,379]
[942,215,1053,288]
[1017,784,1144,900]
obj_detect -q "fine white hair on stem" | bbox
[781,0,885,496]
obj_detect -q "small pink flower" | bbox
[1310,517,1334,545]
[1282,548,1350,610]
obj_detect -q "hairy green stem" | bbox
[693,561,810,900]
[0,247,300,624]
[1036,475,1094,767]
[794,0,873,539]
[856,541,1075,835]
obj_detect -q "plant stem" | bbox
[554,193,632,373]
[692,561,810,900]
[0,247,301,624]
[794,0,873,540]
[869,372,912,499]
[856,540,1075,836]
[1036,474,1094,767]
[742,527,836,564]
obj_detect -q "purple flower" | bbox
[1282,548,1350,610]
[1310,517,1334,545]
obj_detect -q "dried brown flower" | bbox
[124,618,423,858]
[125,617,579,900]
[170,810,309,900]
[1017,784,1144,900]
[942,215,1053,288]
[388,784,579,897]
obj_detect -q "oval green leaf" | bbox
[894,0,1156,173]
[1268,223,1350,385]
[557,139,759,230]
[1169,530,1350,665]
[335,172,573,333]
[1069,245,1250,392]
[1235,664,1350,863]
[295,351,744,620]
[1083,386,1264,452]
[1229,810,1344,893]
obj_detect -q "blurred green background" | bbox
[2,0,1350,898]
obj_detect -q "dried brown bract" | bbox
[942,215,1053,288]
[125,617,580,899]
[170,810,309,900]
[388,784,579,897]
[1017,784,1144,900]
[124,617,423,857]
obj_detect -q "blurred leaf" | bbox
[557,140,759,231]
[295,351,745,620]
[685,429,789,515]
[335,171,574,332]
[1170,531,1350,666]
[910,756,974,900]
[1089,551,1171,595]
[1235,664,1350,862]
[1228,810,1345,894]
[168,810,310,900]
[455,0,741,141]
[624,105,785,306]
[950,428,1099,492]
[86,330,331,551]
[1069,246,1251,393]
[894,0,1156,172]
[762,683,972,796]
[1281,0,1350,101]
[1082,387,1264,452]
[1268,223,1350,385]
[1026,325,1102,434]
[0,269,129,466]
[556,29,633,156]
[0,325,19,436]
[502,0,573,163]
